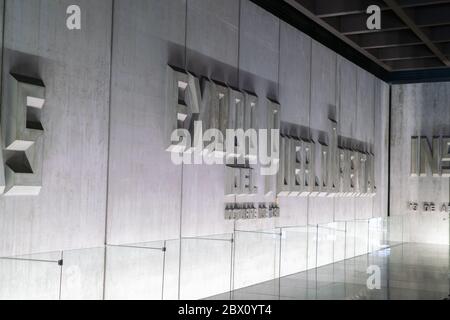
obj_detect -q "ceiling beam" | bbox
[368,45,434,60]
[384,57,444,70]
[383,0,450,66]
[348,30,422,49]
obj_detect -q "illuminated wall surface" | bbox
[0,0,445,300]
[391,83,450,245]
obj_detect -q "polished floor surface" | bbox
[208,243,450,300]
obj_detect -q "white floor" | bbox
[207,243,450,300]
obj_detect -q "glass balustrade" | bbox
[1,215,442,300]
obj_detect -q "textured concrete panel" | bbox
[181,0,239,238]
[335,57,357,222]
[308,41,337,225]
[0,0,112,257]
[278,22,311,126]
[235,0,280,232]
[334,197,355,222]
[107,0,186,244]
[356,67,375,146]
[276,21,311,227]
[0,0,4,195]
[373,80,389,218]
[239,0,279,88]
[355,196,373,220]
[338,57,357,139]
[310,41,337,133]
[354,67,375,220]
[182,164,234,237]
[187,0,239,87]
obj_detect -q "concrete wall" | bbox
[0,0,111,257]
[391,83,450,245]
[107,0,185,245]
[106,0,388,245]
[0,0,390,299]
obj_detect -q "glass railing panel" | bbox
[333,222,347,263]
[400,213,448,245]
[355,220,370,256]
[103,241,165,300]
[307,225,318,270]
[386,215,404,244]
[280,226,308,277]
[369,217,386,252]
[178,234,233,300]
[345,220,356,259]
[317,224,336,267]
[59,247,105,300]
[162,238,180,300]
[233,229,281,291]
[0,251,62,300]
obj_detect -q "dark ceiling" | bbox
[252,0,450,83]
